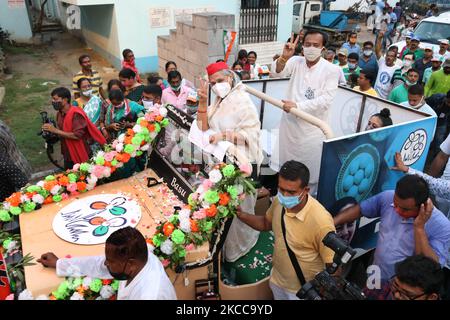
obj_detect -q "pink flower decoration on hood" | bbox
[202,179,214,191]
[185,244,195,251]
[61,193,70,200]
[162,259,170,267]
[145,113,156,122]
[192,209,207,220]
[92,165,106,179]
[72,164,81,172]
[104,151,117,162]
[67,183,77,193]
[239,163,252,176]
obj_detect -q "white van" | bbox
[391,11,450,54]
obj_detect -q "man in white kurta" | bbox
[38,227,177,300]
[55,247,177,300]
[270,31,340,195]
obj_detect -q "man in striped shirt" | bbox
[72,54,106,100]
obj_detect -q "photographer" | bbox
[334,175,450,282]
[236,160,336,300]
[42,87,106,170]
[364,255,444,300]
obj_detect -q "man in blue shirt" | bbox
[342,32,361,56]
[359,41,379,86]
[333,175,450,281]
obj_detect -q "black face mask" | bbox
[107,261,129,281]
[52,101,63,111]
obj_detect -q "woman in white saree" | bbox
[196,61,264,262]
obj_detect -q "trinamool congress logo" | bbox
[379,72,391,84]
[400,129,427,166]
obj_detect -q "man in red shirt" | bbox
[42,87,106,169]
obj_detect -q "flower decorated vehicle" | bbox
[1,105,273,300]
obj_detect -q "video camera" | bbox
[37,111,59,146]
[297,232,366,300]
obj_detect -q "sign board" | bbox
[173,7,215,23]
[8,0,24,8]
[52,194,142,245]
[150,7,171,28]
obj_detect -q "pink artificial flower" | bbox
[70,191,80,197]
[5,294,14,300]
[104,152,116,162]
[239,163,252,176]
[145,113,156,122]
[191,192,199,201]
[92,165,105,179]
[202,179,214,191]
[185,244,195,251]
[72,164,81,172]
[112,140,119,149]
[67,183,77,193]
[192,209,206,220]
[61,193,69,200]
[162,259,170,267]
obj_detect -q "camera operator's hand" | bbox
[42,123,58,134]
[109,123,121,132]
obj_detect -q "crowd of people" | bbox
[1,4,450,300]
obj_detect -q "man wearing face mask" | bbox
[236,161,336,300]
[37,227,177,300]
[141,85,162,111]
[401,35,424,61]
[388,68,420,104]
[359,41,379,86]
[42,87,106,170]
[413,46,433,84]
[334,173,450,282]
[400,84,437,117]
[161,70,190,112]
[391,53,414,89]
[196,61,263,263]
[270,30,340,196]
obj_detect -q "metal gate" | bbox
[239,0,279,45]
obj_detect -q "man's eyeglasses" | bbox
[389,277,427,300]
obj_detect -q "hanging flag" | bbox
[223,30,237,63]
[0,252,11,300]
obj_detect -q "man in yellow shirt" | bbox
[237,160,336,300]
[353,70,378,97]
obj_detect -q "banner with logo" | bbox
[223,30,237,63]
[317,115,437,253]
[0,252,11,300]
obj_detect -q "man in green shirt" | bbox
[425,59,450,97]
[343,53,361,87]
[388,68,419,104]
[401,35,424,61]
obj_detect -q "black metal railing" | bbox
[239,0,279,45]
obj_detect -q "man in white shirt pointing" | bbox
[270,30,340,195]
[38,227,177,300]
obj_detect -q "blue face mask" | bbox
[277,191,304,209]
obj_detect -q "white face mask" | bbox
[212,82,232,99]
[402,98,424,109]
[363,49,373,56]
[403,60,413,68]
[303,46,323,62]
[82,89,93,97]
[142,100,154,110]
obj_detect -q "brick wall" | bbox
[157,12,237,88]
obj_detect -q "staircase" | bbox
[238,41,285,66]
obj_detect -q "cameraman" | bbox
[333,175,450,282]
[364,255,444,300]
[42,87,107,170]
[236,160,336,300]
